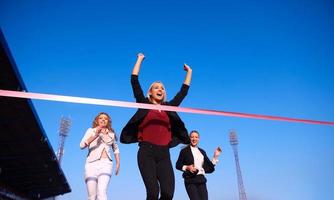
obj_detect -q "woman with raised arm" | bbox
[121,53,192,200]
[80,112,120,200]
[176,130,222,200]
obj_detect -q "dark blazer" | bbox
[176,145,215,180]
[120,75,190,148]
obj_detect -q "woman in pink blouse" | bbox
[80,112,120,200]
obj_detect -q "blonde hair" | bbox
[146,81,167,103]
[92,112,117,140]
[92,112,114,133]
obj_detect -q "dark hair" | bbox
[189,130,200,137]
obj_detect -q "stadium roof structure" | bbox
[0,29,71,199]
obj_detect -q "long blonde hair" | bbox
[92,112,115,133]
[92,112,117,140]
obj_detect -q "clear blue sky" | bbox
[1,0,334,199]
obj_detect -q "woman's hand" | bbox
[115,163,120,175]
[132,53,145,75]
[213,147,222,159]
[137,53,145,60]
[115,153,120,175]
[183,63,192,72]
[186,164,198,173]
[183,63,192,86]
[84,127,102,146]
[95,126,103,134]
[100,128,109,135]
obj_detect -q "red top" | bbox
[138,109,171,146]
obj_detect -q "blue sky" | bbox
[1,0,334,199]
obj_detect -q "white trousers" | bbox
[85,158,113,200]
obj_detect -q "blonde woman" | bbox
[80,112,120,200]
[121,53,192,200]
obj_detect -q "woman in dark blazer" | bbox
[176,130,222,200]
[121,53,192,200]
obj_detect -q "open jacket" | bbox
[176,145,215,180]
[120,75,190,148]
[80,127,120,163]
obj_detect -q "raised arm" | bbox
[131,53,147,103]
[168,64,192,106]
[212,147,222,165]
[183,63,192,86]
[132,53,145,75]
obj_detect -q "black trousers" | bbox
[184,177,208,200]
[138,142,175,200]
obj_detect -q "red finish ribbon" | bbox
[1,89,333,126]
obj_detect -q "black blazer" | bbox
[176,145,215,179]
[120,75,190,148]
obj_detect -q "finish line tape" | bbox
[1,89,333,126]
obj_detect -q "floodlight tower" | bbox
[230,130,248,200]
[56,116,71,165]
